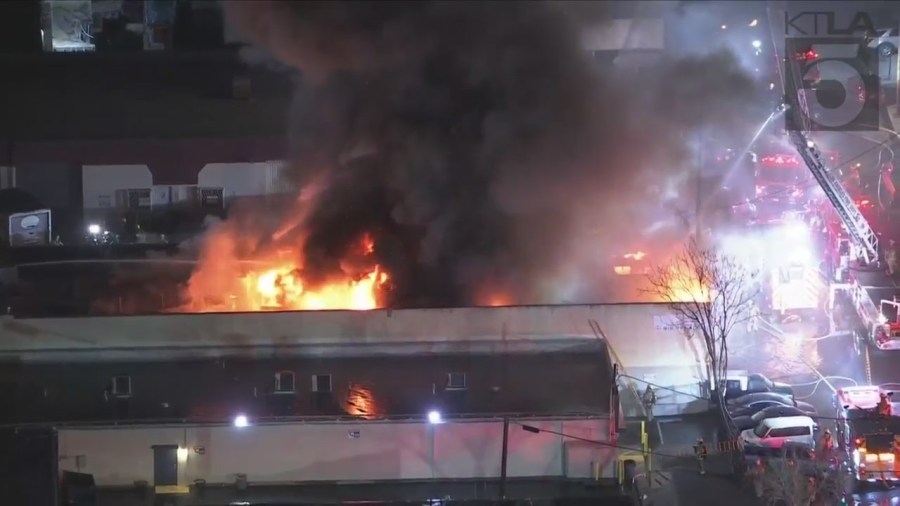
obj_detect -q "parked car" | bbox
[869,28,898,58]
[733,405,808,432]
[728,393,816,418]
[741,415,817,449]
[724,373,794,401]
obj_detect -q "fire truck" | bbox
[834,386,900,485]
[846,283,900,351]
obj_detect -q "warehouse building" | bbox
[0,303,706,504]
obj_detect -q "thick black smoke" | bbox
[225,1,764,307]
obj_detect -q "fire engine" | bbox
[874,298,900,351]
[833,386,900,485]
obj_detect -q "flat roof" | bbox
[0,304,690,371]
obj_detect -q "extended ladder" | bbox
[787,129,879,264]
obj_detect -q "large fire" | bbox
[664,264,710,303]
[180,229,389,313]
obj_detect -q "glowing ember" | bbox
[483,293,513,307]
[181,229,389,312]
[345,384,380,419]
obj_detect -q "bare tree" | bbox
[644,237,757,430]
[750,457,850,505]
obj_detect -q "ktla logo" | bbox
[784,37,879,132]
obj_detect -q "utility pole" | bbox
[499,416,509,500]
[895,19,900,118]
[695,132,703,235]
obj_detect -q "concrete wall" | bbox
[57,418,614,486]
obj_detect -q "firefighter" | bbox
[694,438,708,475]
[821,428,834,461]
[878,392,893,417]
[887,240,898,276]
[746,300,759,333]
[642,385,657,421]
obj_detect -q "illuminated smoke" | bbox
[222,1,765,307]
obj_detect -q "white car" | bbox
[869,28,899,58]
[741,415,817,449]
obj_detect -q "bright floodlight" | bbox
[87,224,101,235]
[806,140,815,148]
[233,414,249,428]
[427,410,442,424]
[749,19,758,27]
[752,40,762,49]
[721,24,727,30]
[789,249,812,265]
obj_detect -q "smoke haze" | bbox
[218,0,766,307]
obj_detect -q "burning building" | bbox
[152,0,763,311]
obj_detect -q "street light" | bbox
[752,40,762,49]
[87,224,101,235]
[233,414,249,428]
[749,19,758,27]
[427,410,442,424]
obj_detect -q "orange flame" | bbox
[624,251,647,261]
[181,229,389,312]
[665,264,710,303]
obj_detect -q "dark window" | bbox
[312,374,332,393]
[112,375,132,397]
[275,371,295,393]
[768,426,811,438]
[447,372,467,390]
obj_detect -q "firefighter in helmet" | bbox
[821,428,834,461]
[694,438,708,475]
[887,240,898,276]
[642,385,657,421]
[878,392,892,417]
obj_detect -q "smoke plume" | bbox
[220,0,765,307]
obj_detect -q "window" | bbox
[768,426,811,438]
[111,375,132,397]
[312,374,332,393]
[447,372,467,391]
[274,371,295,393]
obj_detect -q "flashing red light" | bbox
[796,50,819,60]
[760,154,801,167]
[760,152,839,168]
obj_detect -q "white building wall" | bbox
[197,161,291,200]
[57,418,613,487]
[82,164,153,210]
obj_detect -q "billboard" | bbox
[9,209,52,247]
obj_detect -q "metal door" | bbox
[151,445,178,487]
